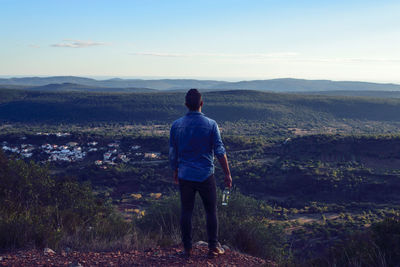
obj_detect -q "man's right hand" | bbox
[218,154,232,188]
[224,174,232,188]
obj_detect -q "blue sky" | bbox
[1,0,399,82]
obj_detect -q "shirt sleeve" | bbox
[169,125,178,170]
[212,122,226,158]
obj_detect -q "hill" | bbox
[294,90,400,98]
[1,76,400,92]
[26,83,156,93]
[211,78,400,92]
[0,244,271,266]
[0,76,228,90]
[2,89,400,138]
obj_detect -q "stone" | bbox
[195,241,208,247]
[43,248,56,255]
[69,262,83,267]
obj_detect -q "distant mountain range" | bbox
[293,90,400,98]
[14,83,156,93]
[1,76,400,92]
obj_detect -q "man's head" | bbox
[185,88,203,111]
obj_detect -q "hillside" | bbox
[0,244,272,267]
[294,90,400,98]
[2,89,400,137]
[1,76,400,92]
[27,83,156,93]
[0,76,228,90]
[209,78,400,92]
[2,132,400,265]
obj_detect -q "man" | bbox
[169,88,232,259]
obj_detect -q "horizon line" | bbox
[1,75,400,85]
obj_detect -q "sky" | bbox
[1,0,399,83]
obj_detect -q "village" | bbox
[1,132,163,168]
[1,132,171,221]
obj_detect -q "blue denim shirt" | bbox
[169,111,226,182]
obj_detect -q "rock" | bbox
[195,241,208,247]
[68,262,83,267]
[222,245,230,251]
[43,248,56,255]
[61,247,71,256]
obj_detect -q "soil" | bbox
[0,244,275,267]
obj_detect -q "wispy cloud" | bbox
[133,52,187,57]
[131,51,400,64]
[28,44,40,48]
[291,57,400,63]
[131,52,299,58]
[51,39,107,48]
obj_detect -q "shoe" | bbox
[208,246,225,258]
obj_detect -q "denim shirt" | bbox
[169,111,226,182]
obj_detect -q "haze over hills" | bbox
[1,76,400,92]
[0,76,228,91]
[24,83,156,93]
[293,90,400,98]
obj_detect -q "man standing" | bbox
[169,88,232,258]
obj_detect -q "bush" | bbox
[311,217,400,267]
[0,150,131,250]
[133,188,287,261]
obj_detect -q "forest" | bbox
[2,88,400,137]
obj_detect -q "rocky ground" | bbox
[0,243,275,267]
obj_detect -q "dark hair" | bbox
[185,88,202,111]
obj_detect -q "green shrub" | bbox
[310,217,400,267]
[133,189,287,261]
[0,150,130,250]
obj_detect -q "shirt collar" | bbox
[186,111,204,116]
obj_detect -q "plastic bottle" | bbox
[222,187,230,206]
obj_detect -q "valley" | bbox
[2,88,400,264]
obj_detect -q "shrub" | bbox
[311,217,400,267]
[0,150,131,250]
[133,188,287,261]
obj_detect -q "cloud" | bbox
[131,51,400,64]
[290,57,400,63]
[51,39,107,48]
[133,52,187,57]
[131,52,299,58]
[28,44,40,48]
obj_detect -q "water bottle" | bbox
[222,187,230,206]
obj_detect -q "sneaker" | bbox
[208,246,225,258]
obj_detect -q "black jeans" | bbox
[178,175,218,250]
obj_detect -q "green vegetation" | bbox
[310,217,400,267]
[0,150,287,262]
[0,150,130,250]
[135,190,287,262]
[3,89,400,137]
[3,88,400,265]
[2,134,400,266]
